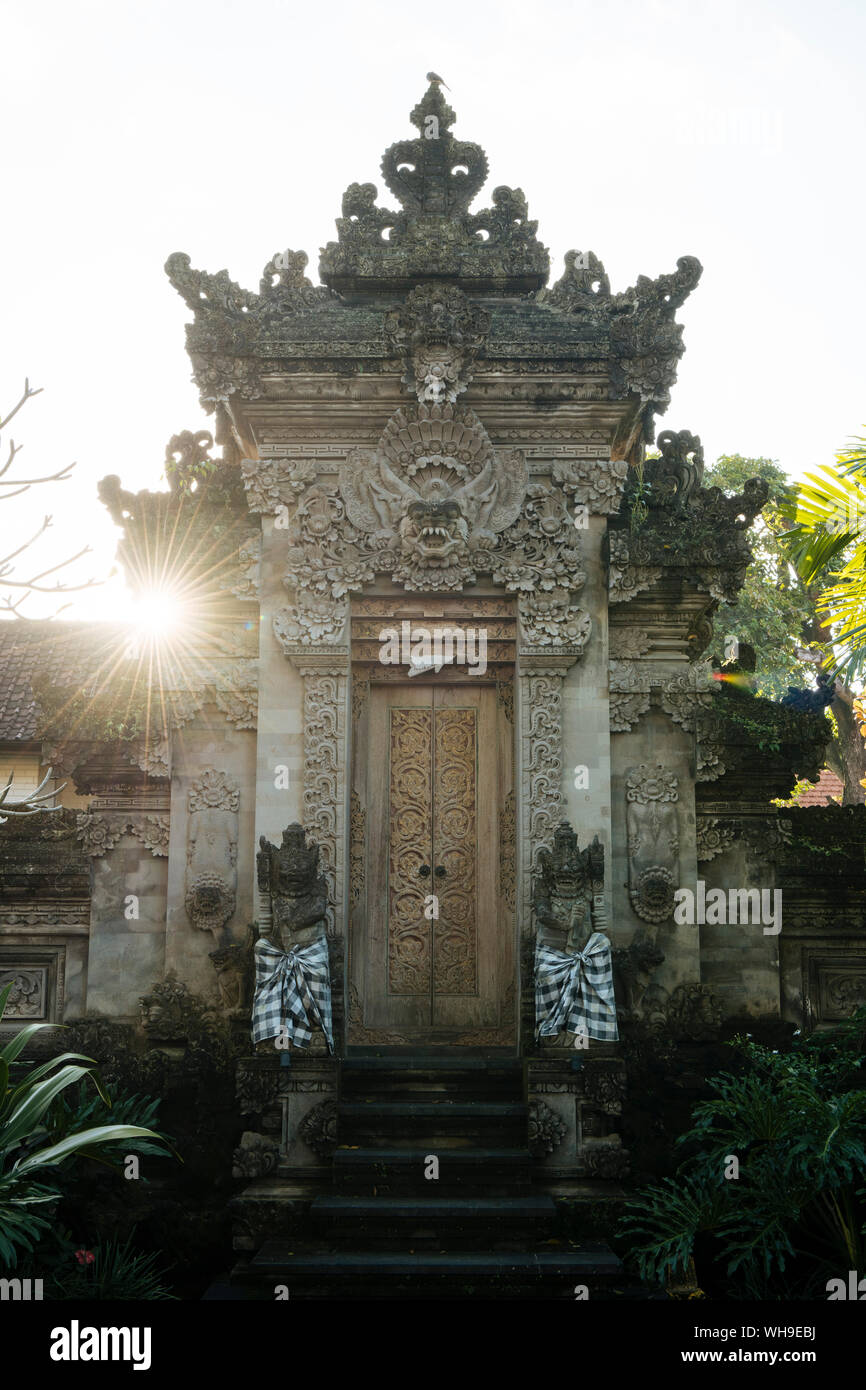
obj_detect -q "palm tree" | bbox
[781,434,866,685]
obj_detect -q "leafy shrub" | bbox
[620,1012,866,1298]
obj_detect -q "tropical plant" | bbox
[619,1018,866,1298]
[47,1231,176,1300]
[780,434,866,685]
[0,983,171,1267]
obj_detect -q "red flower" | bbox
[75,1249,95,1266]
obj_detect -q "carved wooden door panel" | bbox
[350,683,514,1044]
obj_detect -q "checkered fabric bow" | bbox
[251,936,334,1053]
[535,932,619,1042]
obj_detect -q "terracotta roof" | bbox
[0,620,129,742]
[796,768,844,806]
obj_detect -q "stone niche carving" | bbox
[256,823,328,949]
[184,768,239,945]
[625,763,679,927]
[533,821,606,952]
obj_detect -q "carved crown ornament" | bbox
[608,430,770,607]
[265,399,592,659]
[162,79,703,449]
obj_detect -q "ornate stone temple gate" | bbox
[4,76,857,1297]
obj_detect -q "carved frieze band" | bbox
[75,813,171,858]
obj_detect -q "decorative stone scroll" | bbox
[625,764,679,927]
[184,768,239,943]
[609,661,715,733]
[75,812,170,858]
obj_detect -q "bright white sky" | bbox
[2,0,864,619]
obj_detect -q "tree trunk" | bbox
[827,684,866,805]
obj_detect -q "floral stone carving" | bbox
[232,1131,279,1180]
[528,1099,568,1156]
[298,1098,338,1159]
[625,764,679,926]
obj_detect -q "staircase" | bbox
[239,1055,622,1299]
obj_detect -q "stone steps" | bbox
[310,1194,556,1246]
[338,1099,527,1146]
[242,1243,621,1300]
[232,1054,622,1298]
[332,1144,533,1195]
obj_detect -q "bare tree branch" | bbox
[0,380,102,615]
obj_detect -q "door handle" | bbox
[418,864,431,877]
[434,865,446,878]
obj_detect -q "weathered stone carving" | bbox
[615,455,769,605]
[75,814,124,858]
[613,931,666,1017]
[625,764,679,926]
[318,82,548,294]
[520,673,565,934]
[214,684,258,730]
[74,812,170,858]
[546,251,703,431]
[646,429,704,509]
[274,595,348,649]
[551,455,629,516]
[208,941,250,1018]
[644,981,723,1041]
[533,821,606,953]
[185,769,239,943]
[334,403,527,592]
[609,661,714,734]
[583,1060,627,1116]
[582,1139,630,1180]
[528,1099,567,1156]
[298,1098,338,1160]
[695,816,738,863]
[609,626,653,660]
[241,457,318,513]
[256,824,328,949]
[232,1131,279,1180]
[385,283,490,403]
[0,970,43,1016]
[546,249,611,313]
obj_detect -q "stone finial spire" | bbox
[319,80,548,295]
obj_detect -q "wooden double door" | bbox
[350,682,515,1045]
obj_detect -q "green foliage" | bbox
[704,455,823,700]
[620,1014,866,1296]
[0,983,172,1267]
[46,1230,176,1300]
[45,1082,167,1164]
[779,434,866,684]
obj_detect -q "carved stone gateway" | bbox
[4,71,861,1299]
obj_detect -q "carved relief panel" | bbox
[625,763,679,928]
[184,767,239,945]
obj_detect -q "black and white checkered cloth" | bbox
[251,936,334,1053]
[535,932,619,1042]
